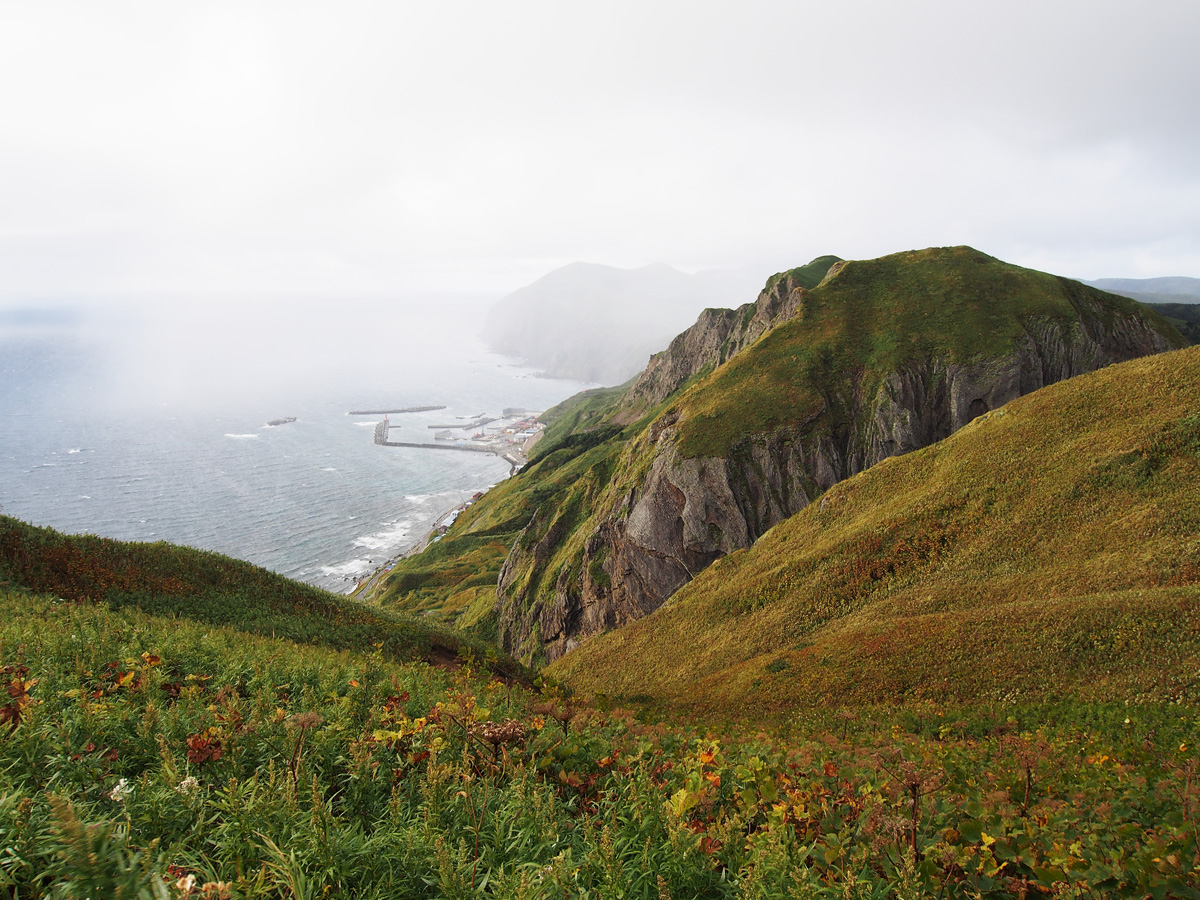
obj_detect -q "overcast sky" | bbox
[2,0,1198,302]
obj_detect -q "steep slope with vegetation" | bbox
[552,346,1200,717]
[495,247,1183,663]
[616,255,841,416]
[369,382,639,638]
[372,258,841,641]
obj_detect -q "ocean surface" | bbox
[0,295,588,592]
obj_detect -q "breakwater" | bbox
[373,420,390,445]
[373,420,524,470]
[348,405,445,415]
[427,417,496,429]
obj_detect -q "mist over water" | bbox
[0,294,588,591]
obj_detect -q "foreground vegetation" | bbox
[3,589,1200,898]
[0,516,524,683]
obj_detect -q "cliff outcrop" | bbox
[617,256,841,417]
[491,248,1185,663]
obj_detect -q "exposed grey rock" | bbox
[617,269,814,417]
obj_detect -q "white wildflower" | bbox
[108,778,132,803]
[175,776,200,796]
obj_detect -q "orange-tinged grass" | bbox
[551,346,1200,718]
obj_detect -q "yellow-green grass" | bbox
[7,589,1200,897]
[552,346,1200,717]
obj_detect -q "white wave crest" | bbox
[352,518,415,551]
[224,433,260,440]
[319,559,373,578]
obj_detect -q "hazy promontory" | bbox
[482,261,772,384]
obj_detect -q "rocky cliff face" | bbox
[617,272,811,417]
[617,257,841,418]
[495,254,1181,663]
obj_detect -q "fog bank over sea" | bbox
[0,293,588,592]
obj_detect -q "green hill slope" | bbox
[0,516,527,681]
[551,347,1200,717]
[367,382,640,635]
[375,247,1184,667]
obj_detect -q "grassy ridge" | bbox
[375,247,1184,649]
[551,347,1200,716]
[672,246,1183,458]
[0,516,526,681]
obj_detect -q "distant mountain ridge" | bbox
[1086,275,1200,301]
[483,261,769,384]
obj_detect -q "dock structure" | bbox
[370,408,544,475]
[380,439,499,455]
[427,417,495,429]
[373,418,390,445]
[372,419,535,471]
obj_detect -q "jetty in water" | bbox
[371,413,543,472]
[348,405,445,415]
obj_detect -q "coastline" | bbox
[348,495,476,601]
[349,427,545,602]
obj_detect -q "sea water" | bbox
[0,295,588,593]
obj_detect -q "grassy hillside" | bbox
[671,246,1183,458]
[0,516,527,682]
[552,346,1200,716]
[374,247,1184,657]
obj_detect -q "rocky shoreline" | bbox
[349,494,479,600]
[349,427,544,602]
